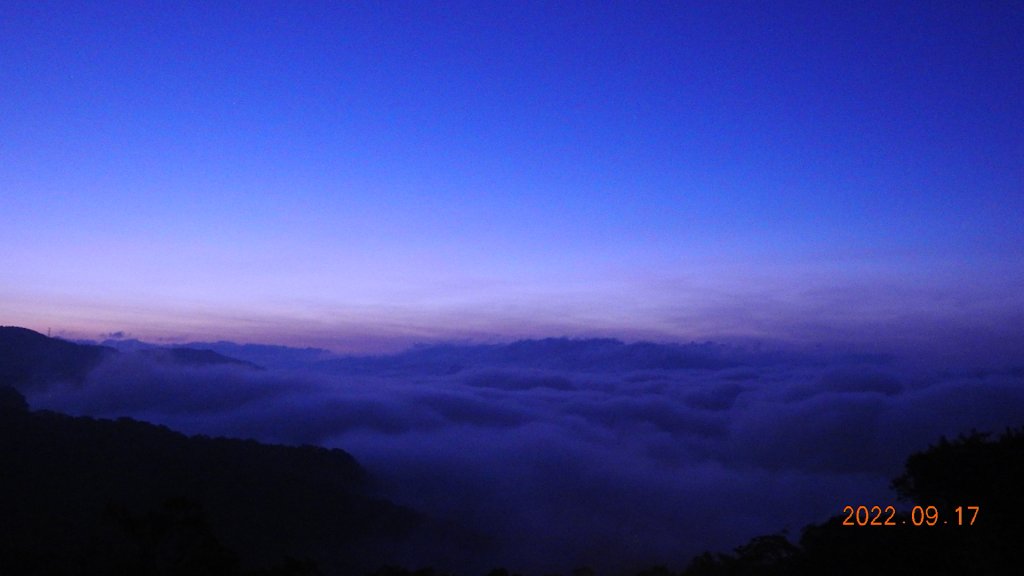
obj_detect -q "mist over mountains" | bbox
[89,337,334,371]
[4,326,1024,574]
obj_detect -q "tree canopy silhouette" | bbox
[680,427,1024,576]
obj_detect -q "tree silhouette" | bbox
[683,427,1024,576]
[103,498,240,576]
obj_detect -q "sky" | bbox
[2,1,1022,353]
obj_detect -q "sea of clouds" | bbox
[26,339,1024,574]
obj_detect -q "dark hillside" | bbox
[0,386,419,575]
[1,327,263,393]
[0,327,113,391]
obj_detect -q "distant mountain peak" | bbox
[139,347,263,370]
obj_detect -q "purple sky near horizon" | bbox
[2,1,1022,354]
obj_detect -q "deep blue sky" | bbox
[2,1,1022,353]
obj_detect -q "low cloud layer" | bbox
[27,340,1024,574]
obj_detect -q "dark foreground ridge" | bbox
[0,386,418,576]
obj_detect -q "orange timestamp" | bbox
[842,505,980,527]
